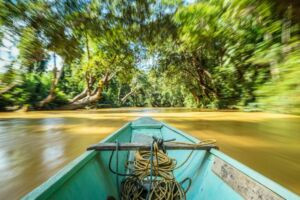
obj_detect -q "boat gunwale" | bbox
[22,122,132,200]
[210,149,299,199]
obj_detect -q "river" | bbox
[0,108,299,199]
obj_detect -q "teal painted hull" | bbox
[23,117,299,200]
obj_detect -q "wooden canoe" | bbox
[23,117,299,200]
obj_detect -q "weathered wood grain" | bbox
[212,157,284,200]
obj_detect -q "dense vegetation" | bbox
[0,0,299,114]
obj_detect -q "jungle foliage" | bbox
[0,0,299,114]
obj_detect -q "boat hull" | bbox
[23,117,299,200]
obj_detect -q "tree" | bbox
[0,0,299,113]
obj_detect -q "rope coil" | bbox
[107,138,217,200]
[121,141,190,200]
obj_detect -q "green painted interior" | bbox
[22,117,299,200]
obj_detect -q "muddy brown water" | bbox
[0,108,299,199]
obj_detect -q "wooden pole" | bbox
[87,142,218,151]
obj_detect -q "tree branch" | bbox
[0,82,19,95]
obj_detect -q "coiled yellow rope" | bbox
[133,143,176,180]
[121,143,187,200]
[120,139,217,200]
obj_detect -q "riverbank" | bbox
[0,108,299,199]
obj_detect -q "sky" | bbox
[0,35,19,72]
[0,34,63,73]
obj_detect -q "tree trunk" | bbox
[60,72,113,110]
[70,88,88,103]
[117,85,122,105]
[192,55,216,99]
[121,87,137,103]
[190,89,201,104]
[0,82,20,95]
[59,80,104,110]
[38,53,64,108]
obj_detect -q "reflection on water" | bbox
[0,108,299,199]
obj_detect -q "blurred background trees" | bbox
[0,0,299,114]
